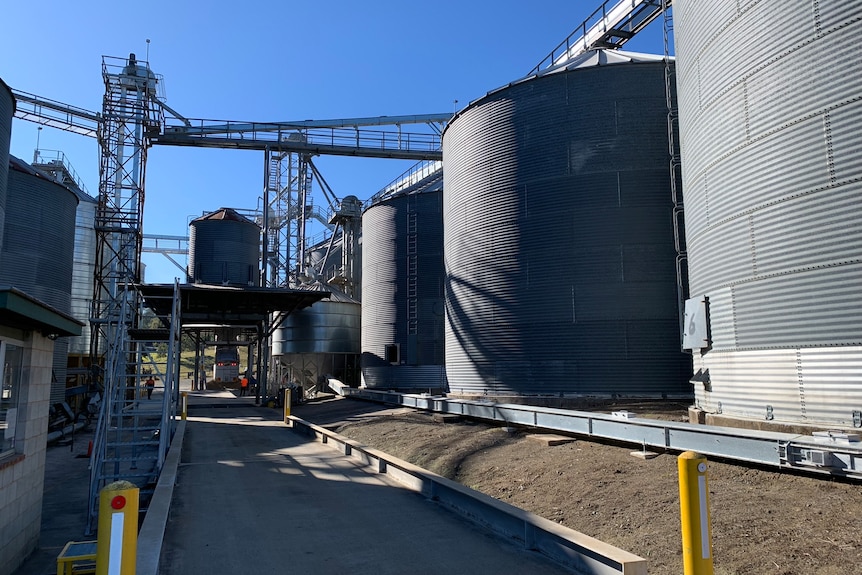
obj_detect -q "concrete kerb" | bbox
[288,415,647,575]
[136,419,186,575]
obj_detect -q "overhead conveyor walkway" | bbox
[530,0,670,74]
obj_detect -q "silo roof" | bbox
[533,48,668,78]
[300,280,359,304]
[448,49,671,134]
[192,207,255,224]
[8,155,79,202]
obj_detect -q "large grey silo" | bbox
[0,79,14,255]
[675,1,862,427]
[361,182,446,391]
[1,157,79,404]
[188,208,260,286]
[273,283,361,388]
[443,50,690,398]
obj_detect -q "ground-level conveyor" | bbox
[329,384,862,481]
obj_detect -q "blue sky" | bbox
[1,0,670,283]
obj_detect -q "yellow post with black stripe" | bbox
[678,451,714,575]
[181,391,188,420]
[96,480,138,575]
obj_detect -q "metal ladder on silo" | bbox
[662,0,688,336]
[406,209,419,336]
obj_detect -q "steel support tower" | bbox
[91,54,161,360]
[264,149,315,287]
[85,54,173,534]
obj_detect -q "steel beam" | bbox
[341,388,862,481]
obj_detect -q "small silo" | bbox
[188,208,260,286]
[1,156,79,404]
[0,78,14,254]
[443,50,691,399]
[272,282,360,390]
[361,173,446,392]
[675,2,862,427]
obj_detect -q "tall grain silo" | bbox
[1,157,79,404]
[675,2,862,427]
[188,208,260,286]
[68,189,98,366]
[0,79,14,253]
[272,283,360,391]
[361,175,446,392]
[443,50,690,399]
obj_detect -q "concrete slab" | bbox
[630,450,660,460]
[158,405,577,575]
[12,426,95,575]
[526,434,577,446]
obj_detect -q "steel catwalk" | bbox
[675,1,862,427]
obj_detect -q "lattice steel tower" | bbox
[90,54,162,363]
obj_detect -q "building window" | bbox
[1,340,24,457]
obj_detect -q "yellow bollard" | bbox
[96,480,138,575]
[181,391,188,420]
[678,451,714,575]
[283,388,292,424]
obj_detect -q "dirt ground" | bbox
[295,397,861,575]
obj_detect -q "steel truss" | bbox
[86,55,170,533]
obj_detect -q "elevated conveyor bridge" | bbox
[530,0,669,74]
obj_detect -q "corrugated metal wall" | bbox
[443,57,691,398]
[188,209,260,286]
[0,80,13,254]
[361,189,446,391]
[69,193,97,356]
[677,1,862,426]
[2,159,78,404]
[274,299,360,355]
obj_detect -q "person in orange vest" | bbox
[240,374,249,396]
[145,375,155,400]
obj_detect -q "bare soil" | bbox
[295,397,862,575]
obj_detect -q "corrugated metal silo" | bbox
[188,208,260,286]
[361,176,446,392]
[675,1,862,427]
[0,79,14,254]
[443,50,691,399]
[273,283,360,390]
[69,189,98,357]
[1,157,79,404]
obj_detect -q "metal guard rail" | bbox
[336,386,862,481]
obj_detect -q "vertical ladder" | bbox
[406,209,419,336]
[663,1,688,339]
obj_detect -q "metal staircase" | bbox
[85,282,180,534]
